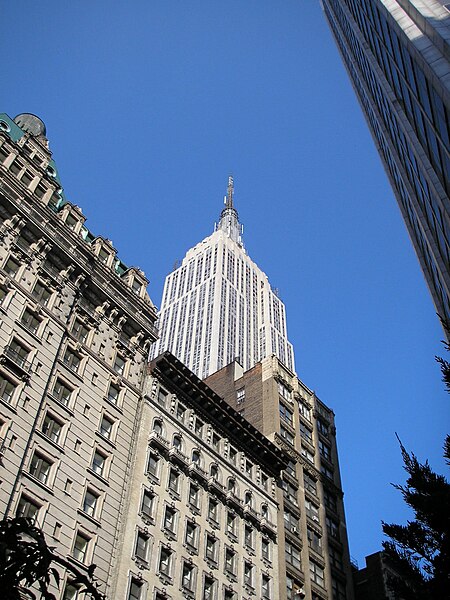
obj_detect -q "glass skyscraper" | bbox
[323,0,450,326]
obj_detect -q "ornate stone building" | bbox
[0,112,159,598]
[114,352,287,600]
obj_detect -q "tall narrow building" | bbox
[151,177,295,378]
[322,0,450,327]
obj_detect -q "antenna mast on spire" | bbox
[226,175,234,208]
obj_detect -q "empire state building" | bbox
[152,178,295,378]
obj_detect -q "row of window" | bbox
[156,390,270,489]
[127,564,271,600]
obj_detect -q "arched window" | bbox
[173,435,182,450]
[210,464,219,480]
[227,478,236,492]
[153,420,162,435]
[244,491,253,506]
[192,450,201,464]
[261,503,269,518]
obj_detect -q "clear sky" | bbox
[3,0,449,565]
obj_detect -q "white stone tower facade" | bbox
[152,178,295,378]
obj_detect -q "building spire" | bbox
[217,176,243,246]
[226,175,234,208]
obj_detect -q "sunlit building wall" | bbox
[322,0,450,327]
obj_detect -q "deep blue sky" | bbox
[3,1,449,565]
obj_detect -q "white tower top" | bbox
[152,179,295,378]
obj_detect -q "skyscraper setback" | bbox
[322,0,450,326]
[152,177,295,378]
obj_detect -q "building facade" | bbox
[322,0,450,327]
[151,177,295,378]
[114,352,287,600]
[206,356,355,600]
[0,112,159,598]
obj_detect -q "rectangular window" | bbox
[185,520,198,549]
[304,472,317,495]
[168,468,180,493]
[317,419,328,435]
[42,412,62,444]
[203,576,216,600]
[305,499,320,522]
[159,546,172,576]
[205,533,217,562]
[245,460,253,476]
[63,348,81,373]
[282,479,298,505]
[244,524,254,548]
[262,574,271,599]
[262,537,270,561]
[32,281,51,305]
[21,309,40,334]
[99,415,114,439]
[300,422,313,443]
[278,381,290,400]
[0,373,16,403]
[113,354,125,375]
[127,578,142,600]
[301,446,314,464]
[319,440,331,461]
[72,319,89,344]
[73,532,89,563]
[226,511,237,537]
[188,482,200,508]
[16,495,39,521]
[299,401,311,421]
[176,402,186,422]
[326,516,340,540]
[285,541,301,570]
[211,433,220,451]
[29,452,52,484]
[52,378,72,406]
[7,339,30,369]
[107,383,120,404]
[309,561,324,587]
[321,464,334,480]
[307,527,322,553]
[141,489,154,518]
[324,490,337,512]
[208,498,219,524]
[91,450,106,477]
[279,402,294,425]
[163,506,177,534]
[62,582,80,600]
[228,447,237,465]
[225,547,236,575]
[236,387,245,404]
[82,489,99,518]
[195,418,204,437]
[244,562,254,587]
[182,562,196,592]
[280,425,295,445]
[157,387,168,406]
[135,531,149,562]
[4,256,20,276]
[147,452,160,478]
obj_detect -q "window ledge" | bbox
[77,509,101,528]
[86,467,110,486]
[22,472,55,495]
[95,431,116,449]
